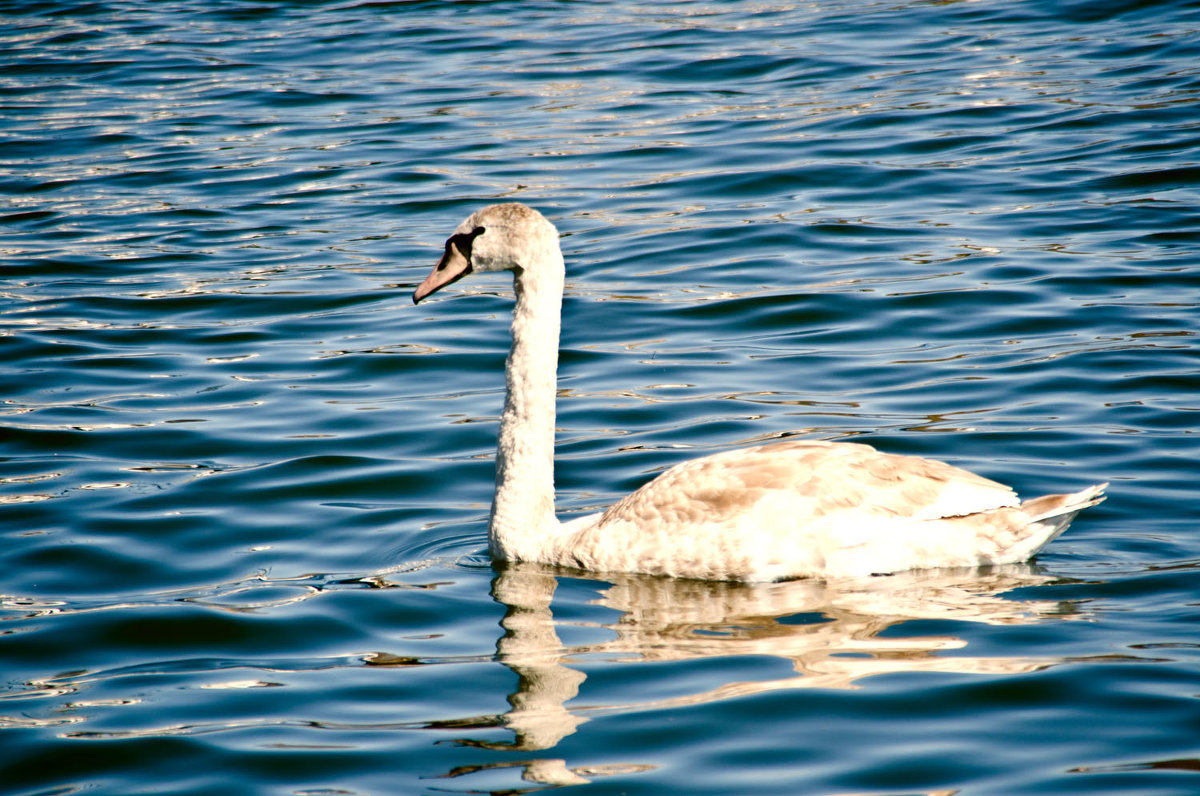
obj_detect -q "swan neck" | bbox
[489,253,565,560]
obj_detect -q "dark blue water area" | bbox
[2,0,1200,793]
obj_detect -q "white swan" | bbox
[413,203,1105,582]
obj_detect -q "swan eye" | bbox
[441,226,486,268]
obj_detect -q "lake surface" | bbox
[2,1,1199,793]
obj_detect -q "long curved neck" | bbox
[489,253,565,560]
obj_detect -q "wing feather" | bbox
[596,439,1016,530]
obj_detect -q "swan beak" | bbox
[413,238,473,304]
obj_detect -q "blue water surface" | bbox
[2,1,1200,794]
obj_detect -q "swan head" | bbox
[413,203,560,303]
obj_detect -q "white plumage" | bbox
[413,203,1105,582]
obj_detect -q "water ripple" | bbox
[2,0,1199,793]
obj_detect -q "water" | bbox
[2,0,1199,793]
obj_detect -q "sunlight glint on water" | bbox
[1,1,1199,794]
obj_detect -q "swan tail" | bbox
[1013,482,1107,558]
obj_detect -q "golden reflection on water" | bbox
[441,562,1084,788]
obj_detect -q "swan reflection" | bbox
[437,562,1082,790]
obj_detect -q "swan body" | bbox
[414,203,1105,582]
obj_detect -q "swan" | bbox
[413,202,1105,581]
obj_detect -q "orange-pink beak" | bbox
[413,236,473,304]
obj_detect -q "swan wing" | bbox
[553,440,1041,581]
[602,439,1018,525]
